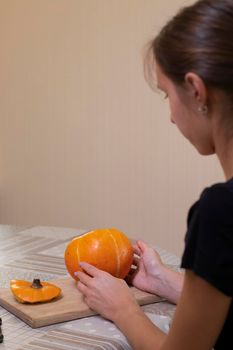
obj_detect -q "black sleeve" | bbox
[181,185,233,297]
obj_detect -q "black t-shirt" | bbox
[181,179,233,350]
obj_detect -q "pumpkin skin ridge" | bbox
[114,229,133,279]
[64,228,133,281]
[78,229,118,277]
[107,229,121,278]
[75,240,81,273]
[102,229,119,276]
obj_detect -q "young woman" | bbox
[75,1,233,349]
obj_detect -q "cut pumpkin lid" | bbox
[10,279,61,304]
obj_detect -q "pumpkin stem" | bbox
[31,279,43,289]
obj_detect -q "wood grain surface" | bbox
[0,277,163,328]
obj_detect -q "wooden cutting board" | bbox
[0,277,163,328]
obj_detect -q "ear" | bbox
[184,72,207,105]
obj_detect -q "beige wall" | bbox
[0,0,223,256]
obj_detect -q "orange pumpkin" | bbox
[64,228,133,281]
[10,279,61,304]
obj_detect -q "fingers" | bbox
[76,280,89,294]
[125,269,137,285]
[133,240,149,254]
[75,270,93,286]
[127,265,137,275]
[132,255,140,269]
[78,262,100,277]
[74,262,101,289]
[136,240,149,252]
[76,280,94,310]
[133,244,141,256]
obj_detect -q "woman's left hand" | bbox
[75,262,140,322]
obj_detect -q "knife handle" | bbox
[0,317,4,343]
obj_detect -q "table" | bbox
[0,225,181,350]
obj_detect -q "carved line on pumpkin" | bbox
[107,229,120,278]
[76,242,80,272]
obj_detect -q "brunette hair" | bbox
[145,0,233,94]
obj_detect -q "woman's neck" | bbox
[211,106,233,180]
[216,136,233,180]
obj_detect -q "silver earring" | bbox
[198,105,208,115]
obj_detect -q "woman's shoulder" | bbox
[199,178,233,220]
